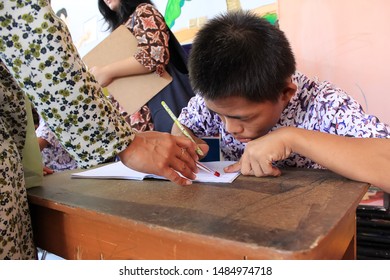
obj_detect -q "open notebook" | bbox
[71,161,240,183]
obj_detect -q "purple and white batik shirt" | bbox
[178,72,390,168]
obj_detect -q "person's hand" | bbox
[89,65,113,87]
[197,142,210,159]
[43,166,54,176]
[118,131,200,186]
[171,124,209,159]
[224,128,293,177]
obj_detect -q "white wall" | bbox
[51,0,276,56]
[279,0,390,124]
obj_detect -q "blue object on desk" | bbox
[200,137,221,162]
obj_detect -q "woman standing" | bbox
[91,0,194,132]
[0,0,199,259]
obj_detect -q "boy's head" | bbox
[189,11,296,103]
[189,11,297,142]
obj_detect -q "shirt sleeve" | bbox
[36,120,55,147]
[178,95,221,137]
[315,83,390,138]
[127,3,170,76]
[0,2,135,168]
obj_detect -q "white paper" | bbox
[71,161,240,183]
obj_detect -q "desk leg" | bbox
[342,216,357,260]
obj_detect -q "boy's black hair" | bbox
[189,11,296,103]
[98,0,154,32]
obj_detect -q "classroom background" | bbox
[25,0,390,262]
[51,0,390,126]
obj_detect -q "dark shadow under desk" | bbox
[27,167,368,260]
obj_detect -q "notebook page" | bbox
[71,161,240,183]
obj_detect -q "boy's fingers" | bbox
[224,161,241,173]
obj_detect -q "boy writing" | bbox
[173,11,390,191]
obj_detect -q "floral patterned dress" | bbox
[108,3,171,132]
[0,0,134,259]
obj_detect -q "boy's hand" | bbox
[225,128,294,177]
[224,161,241,173]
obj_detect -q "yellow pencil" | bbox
[161,101,204,156]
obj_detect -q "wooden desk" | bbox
[27,168,368,260]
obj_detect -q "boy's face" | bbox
[205,94,290,143]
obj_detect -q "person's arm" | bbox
[129,4,170,76]
[35,121,52,151]
[1,2,198,186]
[36,137,55,175]
[89,57,151,87]
[225,127,390,192]
[91,4,171,87]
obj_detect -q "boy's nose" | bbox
[224,119,243,135]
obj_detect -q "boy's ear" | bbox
[281,80,297,101]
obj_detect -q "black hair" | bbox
[32,107,40,127]
[97,0,154,32]
[188,11,296,103]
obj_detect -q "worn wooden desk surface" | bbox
[27,167,368,260]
